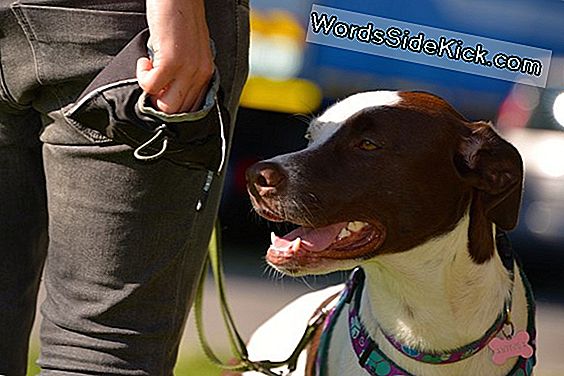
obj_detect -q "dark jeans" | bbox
[0,0,249,374]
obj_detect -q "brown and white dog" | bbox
[243,91,534,376]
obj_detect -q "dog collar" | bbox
[314,231,536,376]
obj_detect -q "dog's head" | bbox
[246,91,523,276]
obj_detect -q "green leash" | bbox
[194,224,329,376]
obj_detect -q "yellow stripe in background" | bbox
[240,76,322,114]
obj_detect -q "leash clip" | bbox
[243,300,335,376]
[248,362,286,376]
[502,305,516,339]
[133,124,171,161]
[308,305,330,328]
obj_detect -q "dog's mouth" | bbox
[266,220,386,274]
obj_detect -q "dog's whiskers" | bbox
[303,193,331,226]
[299,276,316,291]
[300,200,317,228]
[262,262,287,285]
[290,198,315,228]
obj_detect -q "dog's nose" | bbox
[246,161,286,196]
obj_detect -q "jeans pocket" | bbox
[65,29,229,172]
[10,2,146,85]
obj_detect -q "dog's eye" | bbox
[304,132,312,141]
[358,139,380,151]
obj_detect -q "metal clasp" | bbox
[133,124,170,161]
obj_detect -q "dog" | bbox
[243,91,535,376]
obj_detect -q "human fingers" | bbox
[186,85,208,112]
[155,66,212,113]
[136,57,174,96]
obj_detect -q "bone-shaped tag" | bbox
[488,331,534,365]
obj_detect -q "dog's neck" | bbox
[360,213,513,351]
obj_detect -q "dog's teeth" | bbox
[338,228,352,240]
[347,221,367,232]
[292,237,302,252]
[271,232,277,244]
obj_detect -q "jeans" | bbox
[0,0,249,374]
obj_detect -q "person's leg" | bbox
[0,109,48,375]
[0,7,49,375]
[3,0,248,374]
[39,123,215,374]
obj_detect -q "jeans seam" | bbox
[229,2,249,112]
[11,3,147,88]
[0,63,30,110]
[165,184,204,374]
[231,0,241,110]
[11,4,146,46]
[10,3,44,86]
[53,86,113,144]
[62,114,113,143]
[12,3,145,14]
[10,4,38,42]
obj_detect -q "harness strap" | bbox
[305,292,342,376]
[311,230,536,376]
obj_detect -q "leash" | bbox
[194,223,329,375]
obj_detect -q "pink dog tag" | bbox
[488,331,534,365]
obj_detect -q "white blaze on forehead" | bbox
[308,90,401,143]
[307,121,340,144]
[317,91,401,124]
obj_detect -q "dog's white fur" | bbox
[317,91,401,124]
[244,213,529,376]
[307,91,401,147]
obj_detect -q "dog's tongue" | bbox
[270,222,348,253]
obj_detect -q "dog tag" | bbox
[488,331,534,365]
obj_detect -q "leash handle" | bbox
[194,222,332,375]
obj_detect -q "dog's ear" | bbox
[455,121,524,231]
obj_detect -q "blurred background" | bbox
[27,0,564,374]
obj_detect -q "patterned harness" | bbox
[311,231,536,376]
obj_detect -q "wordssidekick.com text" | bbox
[310,11,544,78]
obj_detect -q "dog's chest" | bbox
[320,282,529,376]
[323,310,513,376]
[325,312,366,376]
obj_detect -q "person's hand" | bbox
[137,0,213,114]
